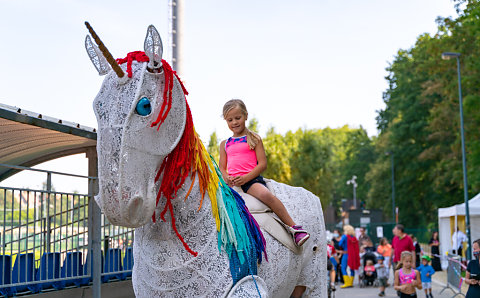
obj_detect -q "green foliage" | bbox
[368,1,480,227]
[263,127,292,182]
[290,129,333,205]
[335,128,376,208]
[207,131,220,163]
[248,117,260,133]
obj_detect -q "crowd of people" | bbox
[326,224,444,297]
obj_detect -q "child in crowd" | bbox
[377,237,392,273]
[375,255,389,297]
[417,255,435,298]
[394,251,422,298]
[364,259,376,278]
[219,99,309,246]
[327,255,336,293]
[327,239,339,269]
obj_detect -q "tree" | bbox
[248,117,259,133]
[290,129,333,206]
[263,127,292,183]
[367,1,480,227]
[207,131,219,163]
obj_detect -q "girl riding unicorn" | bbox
[219,99,310,247]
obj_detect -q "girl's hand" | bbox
[405,283,414,291]
[394,283,407,291]
[232,175,248,186]
[225,176,234,187]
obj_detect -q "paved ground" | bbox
[333,270,465,298]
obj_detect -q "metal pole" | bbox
[87,148,101,298]
[391,153,395,223]
[353,183,357,209]
[456,56,472,260]
[346,176,357,209]
[46,172,51,253]
[170,0,184,75]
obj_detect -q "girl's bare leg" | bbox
[247,183,296,227]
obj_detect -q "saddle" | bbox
[232,179,303,255]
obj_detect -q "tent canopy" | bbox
[0,103,96,181]
[438,193,480,261]
[438,193,480,218]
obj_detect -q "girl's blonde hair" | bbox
[343,225,355,236]
[223,99,261,150]
[395,251,413,270]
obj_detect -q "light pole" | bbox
[442,52,472,260]
[346,175,357,209]
[385,151,396,223]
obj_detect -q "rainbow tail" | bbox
[230,187,268,263]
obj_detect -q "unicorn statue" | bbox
[84,22,326,297]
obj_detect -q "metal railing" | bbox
[439,253,466,298]
[0,164,134,297]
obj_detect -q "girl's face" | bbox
[403,256,413,269]
[225,106,247,136]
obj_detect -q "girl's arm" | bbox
[393,271,403,291]
[377,246,383,255]
[219,140,233,186]
[415,270,422,289]
[232,139,267,186]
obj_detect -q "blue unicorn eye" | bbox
[135,97,152,116]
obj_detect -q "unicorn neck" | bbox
[155,176,211,233]
[133,176,232,296]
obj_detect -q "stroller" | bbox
[359,250,379,288]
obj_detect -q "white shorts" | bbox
[422,282,432,289]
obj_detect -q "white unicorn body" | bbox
[85,24,326,297]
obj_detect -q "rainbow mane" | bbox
[117,53,266,273]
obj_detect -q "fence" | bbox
[439,253,466,298]
[0,164,134,297]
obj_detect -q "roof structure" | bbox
[0,103,97,181]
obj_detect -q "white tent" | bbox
[438,193,480,261]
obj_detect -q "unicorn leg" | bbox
[226,275,269,298]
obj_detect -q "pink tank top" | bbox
[225,136,258,176]
[398,268,416,285]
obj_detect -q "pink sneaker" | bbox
[291,225,310,247]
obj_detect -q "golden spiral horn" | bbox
[84,21,125,78]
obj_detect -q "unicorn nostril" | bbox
[128,196,144,224]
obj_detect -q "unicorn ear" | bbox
[144,25,163,69]
[85,35,111,76]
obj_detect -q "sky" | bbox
[0,0,459,193]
